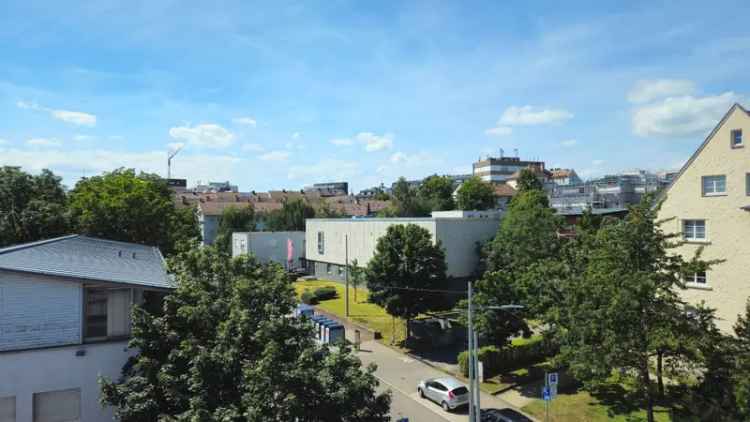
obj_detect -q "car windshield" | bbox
[451,386,468,395]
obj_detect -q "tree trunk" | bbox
[656,351,664,398]
[642,360,655,422]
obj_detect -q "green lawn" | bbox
[522,389,674,422]
[293,279,407,345]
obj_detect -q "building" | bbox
[193,181,239,193]
[197,201,257,245]
[305,182,349,197]
[549,169,581,186]
[658,103,750,332]
[232,231,306,269]
[0,235,172,422]
[472,154,546,184]
[305,211,501,281]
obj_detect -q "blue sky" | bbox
[1,1,748,192]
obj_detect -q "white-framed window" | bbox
[33,388,80,422]
[702,175,726,196]
[732,129,743,148]
[317,231,325,255]
[84,288,132,341]
[683,219,706,241]
[686,271,707,285]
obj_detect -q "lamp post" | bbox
[466,281,523,422]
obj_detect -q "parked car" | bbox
[417,377,469,411]
[480,408,534,422]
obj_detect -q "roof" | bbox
[551,169,576,179]
[431,377,466,390]
[198,201,254,216]
[0,235,172,289]
[658,103,749,201]
[493,183,517,197]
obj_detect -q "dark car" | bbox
[480,408,534,422]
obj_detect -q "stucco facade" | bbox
[232,231,306,269]
[658,104,750,332]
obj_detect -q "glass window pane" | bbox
[85,289,107,339]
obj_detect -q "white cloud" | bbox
[631,92,741,138]
[169,123,235,148]
[17,100,96,127]
[291,132,301,139]
[484,126,513,137]
[167,142,185,151]
[259,150,290,161]
[627,79,696,104]
[241,143,265,152]
[561,139,578,147]
[330,138,353,146]
[26,138,62,147]
[73,135,94,142]
[288,158,361,181]
[232,116,257,127]
[355,132,393,152]
[389,152,408,164]
[498,105,574,126]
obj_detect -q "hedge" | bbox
[301,290,318,305]
[313,286,337,301]
[458,336,555,377]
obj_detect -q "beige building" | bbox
[658,103,750,332]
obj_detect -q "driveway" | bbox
[357,340,536,422]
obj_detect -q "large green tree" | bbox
[379,177,430,217]
[366,224,447,339]
[515,167,545,193]
[455,176,495,211]
[418,175,455,211]
[214,205,256,254]
[100,246,390,421]
[265,198,316,231]
[68,168,199,255]
[0,166,70,247]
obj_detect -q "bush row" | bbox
[458,336,555,377]
[300,286,338,305]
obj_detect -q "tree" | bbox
[515,167,545,193]
[100,246,390,421]
[418,175,455,211]
[348,258,365,303]
[380,177,430,217]
[455,176,495,211]
[366,224,447,341]
[314,201,344,218]
[265,198,315,231]
[67,169,199,255]
[214,205,256,254]
[557,196,715,422]
[0,166,70,247]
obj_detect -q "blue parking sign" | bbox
[542,386,551,401]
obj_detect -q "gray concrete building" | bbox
[305,211,501,281]
[232,231,306,269]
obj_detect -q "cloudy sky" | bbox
[1,1,748,192]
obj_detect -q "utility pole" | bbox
[345,234,349,317]
[167,145,183,179]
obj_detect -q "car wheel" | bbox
[441,401,450,412]
[418,388,424,398]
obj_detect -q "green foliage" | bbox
[515,168,545,193]
[100,246,390,421]
[301,289,318,305]
[313,286,337,301]
[0,166,70,247]
[455,176,495,211]
[68,168,198,255]
[348,259,366,302]
[458,337,555,377]
[366,224,447,329]
[418,175,455,211]
[265,198,315,231]
[215,205,256,253]
[379,177,431,217]
[314,201,344,218]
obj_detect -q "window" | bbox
[84,288,132,341]
[702,175,726,196]
[33,389,80,422]
[0,396,15,422]
[732,129,743,148]
[746,173,750,196]
[683,220,706,241]
[326,263,332,274]
[338,265,345,277]
[317,231,325,254]
[687,271,707,285]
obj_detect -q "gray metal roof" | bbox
[0,235,173,289]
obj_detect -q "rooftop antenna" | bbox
[167,144,184,179]
[514,148,519,158]
[500,148,504,158]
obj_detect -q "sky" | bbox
[0,1,748,193]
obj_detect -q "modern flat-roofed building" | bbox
[305,211,501,281]
[232,231,306,269]
[472,154,545,184]
[658,103,750,332]
[0,235,172,422]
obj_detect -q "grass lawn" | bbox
[293,279,407,345]
[522,389,674,422]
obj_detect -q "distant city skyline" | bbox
[0,1,747,193]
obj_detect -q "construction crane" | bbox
[167,144,183,179]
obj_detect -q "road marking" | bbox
[374,374,456,422]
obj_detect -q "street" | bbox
[357,340,534,422]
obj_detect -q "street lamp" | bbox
[467,280,523,422]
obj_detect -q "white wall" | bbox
[0,271,82,352]
[434,218,501,277]
[0,341,134,422]
[232,232,306,268]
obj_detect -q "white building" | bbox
[0,235,172,422]
[305,211,501,281]
[472,155,546,183]
[232,231,306,269]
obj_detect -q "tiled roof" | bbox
[493,183,517,197]
[198,201,254,216]
[0,235,171,289]
[551,169,574,178]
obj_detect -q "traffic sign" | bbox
[542,386,551,401]
[548,372,558,386]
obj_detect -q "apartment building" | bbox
[0,235,172,422]
[658,103,750,332]
[472,154,545,184]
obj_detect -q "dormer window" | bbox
[732,129,743,148]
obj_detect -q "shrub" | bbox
[458,336,556,377]
[313,286,337,301]
[301,289,318,305]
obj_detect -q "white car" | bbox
[417,377,469,411]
